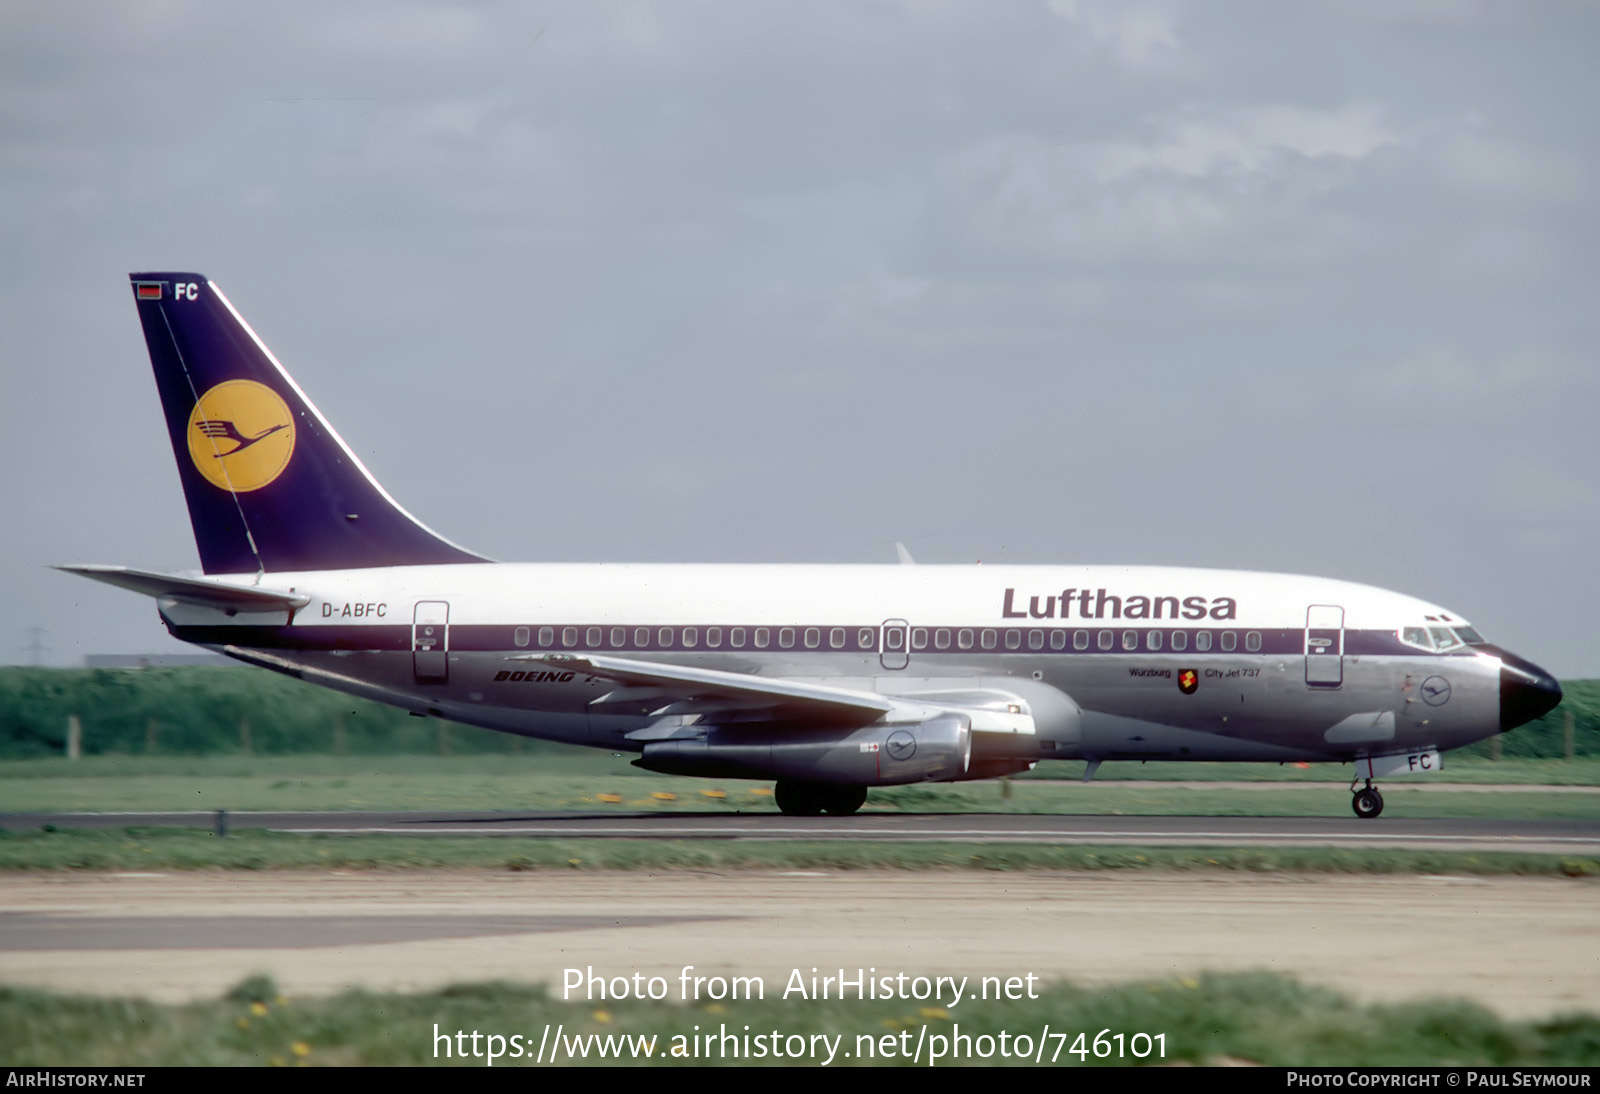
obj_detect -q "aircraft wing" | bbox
[512,652,893,724]
[55,565,311,615]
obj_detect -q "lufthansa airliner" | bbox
[61,273,1563,818]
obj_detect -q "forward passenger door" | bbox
[1305,604,1344,688]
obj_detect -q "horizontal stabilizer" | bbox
[55,564,309,614]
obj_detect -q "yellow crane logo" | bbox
[186,380,295,492]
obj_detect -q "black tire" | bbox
[774,779,825,816]
[1352,787,1384,819]
[822,785,868,816]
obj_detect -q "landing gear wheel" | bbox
[1352,787,1384,819]
[774,780,825,816]
[822,785,868,816]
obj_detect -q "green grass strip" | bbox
[6,753,1599,784]
[3,970,1597,1066]
[3,764,1596,817]
[1,827,1596,877]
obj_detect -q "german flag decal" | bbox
[134,282,163,300]
[1178,669,1199,695]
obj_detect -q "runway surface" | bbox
[5,809,1597,855]
[2,871,1596,1018]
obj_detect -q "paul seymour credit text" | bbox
[1287,1076,1590,1088]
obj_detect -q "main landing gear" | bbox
[773,780,868,816]
[1350,778,1385,820]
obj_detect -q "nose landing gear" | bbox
[1351,778,1385,819]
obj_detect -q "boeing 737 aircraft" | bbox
[61,273,1564,818]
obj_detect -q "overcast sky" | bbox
[2,1,1595,675]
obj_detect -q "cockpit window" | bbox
[1401,624,1479,653]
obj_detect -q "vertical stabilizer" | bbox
[128,273,487,574]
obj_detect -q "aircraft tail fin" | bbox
[128,273,487,574]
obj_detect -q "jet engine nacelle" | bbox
[635,713,973,786]
[960,757,1039,780]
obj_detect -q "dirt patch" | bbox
[2,871,1595,1017]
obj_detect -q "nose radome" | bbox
[1499,650,1562,731]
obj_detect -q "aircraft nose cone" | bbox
[1500,651,1562,731]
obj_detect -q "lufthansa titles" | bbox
[1002,587,1237,622]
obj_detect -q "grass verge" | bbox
[6,753,1598,783]
[1023,756,1600,785]
[3,760,1597,817]
[0,828,1596,876]
[3,970,1597,1066]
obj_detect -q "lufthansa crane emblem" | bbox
[885,730,917,761]
[186,380,295,492]
[1420,676,1452,707]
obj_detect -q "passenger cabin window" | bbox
[1147,630,1162,651]
[1050,630,1067,650]
[1170,630,1187,652]
[755,627,771,649]
[611,627,626,648]
[682,627,697,648]
[1074,630,1090,651]
[1005,629,1021,650]
[778,627,795,649]
[1195,632,1212,652]
[706,627,722,648]
[806,627,821,649]
[658,627,674,647]
[958,629,974,650]
[730,627,746,648]
[538,626,554,647]
[563,627,578,647]
[1122,630,1138,651]
[586,626,602,647]
[858,628,876,649]
[935,629,951,650]
[1245,631,1261,652]
[514,626,530,648]
[981,629,997,650]
[1097,630,1113,651]
[635,627,650,647]
[1029,630,1045,650]
[1220,631,1237,652]
[830,627,846,649]
[911,628,928,650]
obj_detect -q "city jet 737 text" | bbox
[61,273,1564,818]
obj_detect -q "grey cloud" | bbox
[1,2,1595,673]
